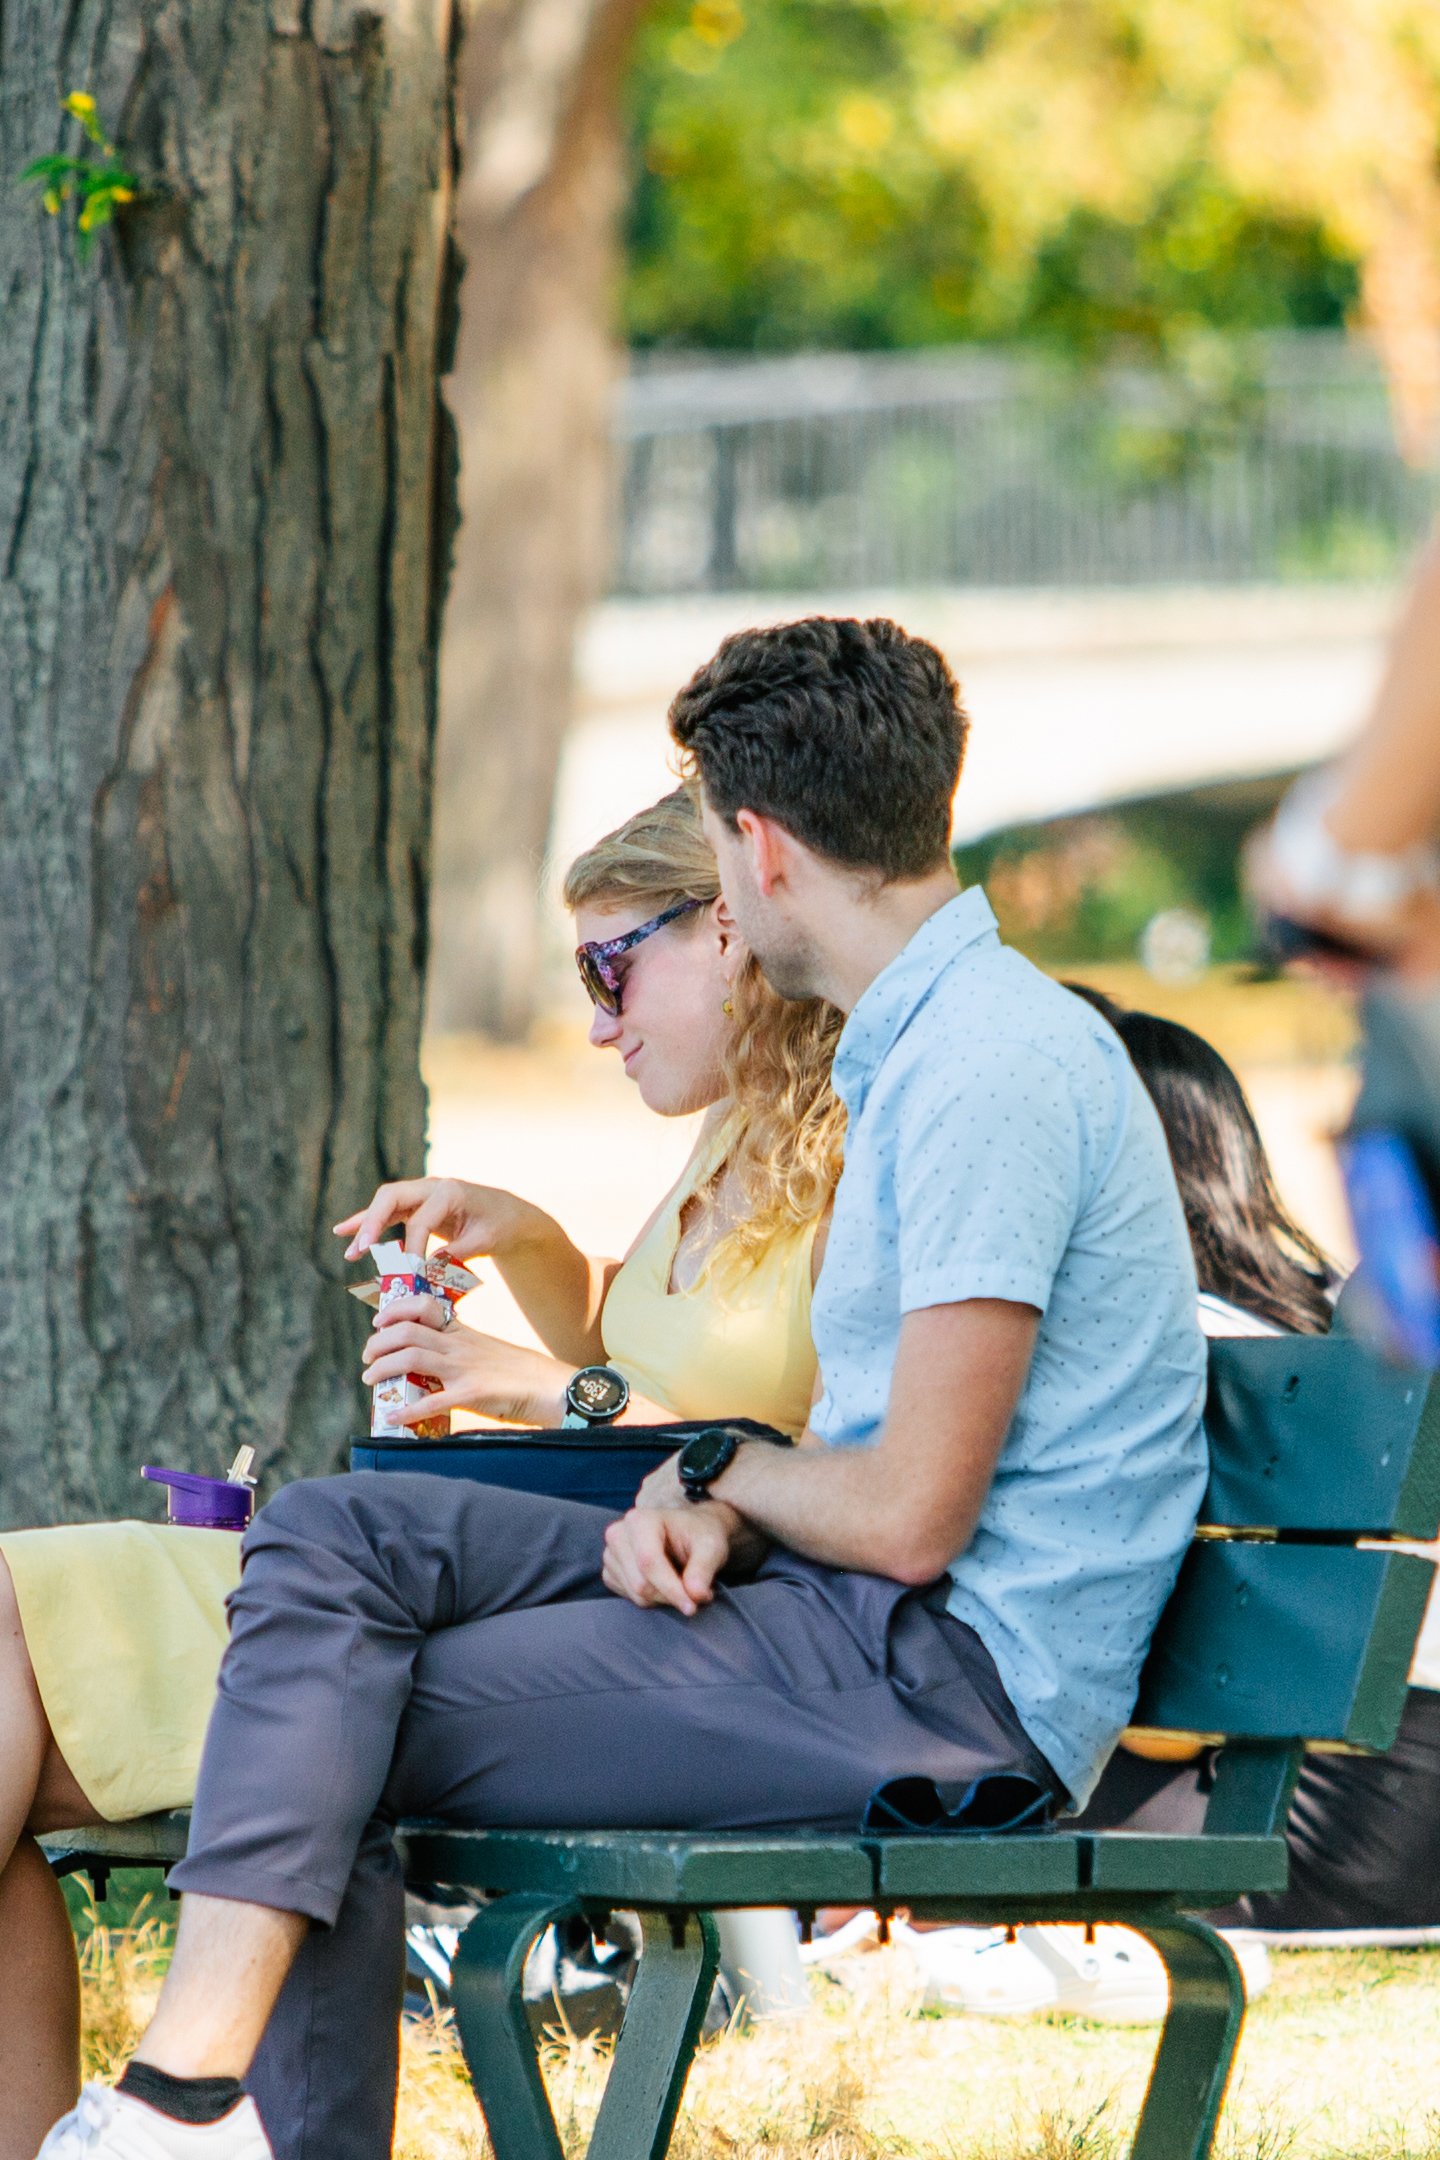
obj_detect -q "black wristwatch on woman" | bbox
[562,1365,630,1429]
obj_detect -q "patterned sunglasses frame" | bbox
[574,899,703,1015]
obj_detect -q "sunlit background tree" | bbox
[436,0,1440,1033]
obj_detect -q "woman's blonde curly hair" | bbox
[563,790,845,1270]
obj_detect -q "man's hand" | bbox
[601,1503,739,1617]
[635,1452,686,1510]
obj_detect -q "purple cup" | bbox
[142,1465,255,1531]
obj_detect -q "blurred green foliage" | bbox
[954,777,1285,966]
[624,0,1361,355]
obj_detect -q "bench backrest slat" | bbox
[1202,1336,1440,1536]
[1136,1540,1432,1747]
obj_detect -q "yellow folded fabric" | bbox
[0,1521,240,1822]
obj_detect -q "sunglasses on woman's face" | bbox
[575,899,702,1016]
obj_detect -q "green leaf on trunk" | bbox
[16,92,138,259]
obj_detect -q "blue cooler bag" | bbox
[349,1418,786,1514]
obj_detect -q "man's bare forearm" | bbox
[1330,531,1440,854]
[709,1439,966,1585]
[705,1302,1037,1585]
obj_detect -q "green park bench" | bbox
[41,1334,1440,2160]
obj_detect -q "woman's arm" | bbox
[362,1301,678,1428]
[489,1217,618,1367]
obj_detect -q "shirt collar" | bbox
[833,886,1000,1115]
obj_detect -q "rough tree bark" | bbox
[426,0,645,1038]
[0,0,459,1522]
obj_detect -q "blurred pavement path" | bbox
[555,582,1395,878]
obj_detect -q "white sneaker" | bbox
[904,1924,1270,2025]
[1221,1932,1271,2004]
[1026,1925,1172,2022]
[797,1910,884,1966]
[893,1920,1012,2003]
[36,2083,273,2160]
[903,1924,1059,2015]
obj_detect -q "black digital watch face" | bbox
[569,1367,627,1419]
[685,1427,737,1482]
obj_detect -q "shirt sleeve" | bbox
[894,1036,1087,1315]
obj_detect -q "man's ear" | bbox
[734,808,792,897]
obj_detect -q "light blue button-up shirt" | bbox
[812,888,1207,1807]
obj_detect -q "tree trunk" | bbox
[426,0,643,1039]
[0,0,459,1523]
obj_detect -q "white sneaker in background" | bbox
[901,1922,1270,2024]
[35,2084,273,2160]
[1027,1925,1172,2022]
[901,1923,1056,2015]
[1220,1932,1272,2004]
[797,1909,884,1966]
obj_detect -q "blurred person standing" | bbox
[1252,529,1440,1365]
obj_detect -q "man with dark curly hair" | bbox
[50,617,1206,2160]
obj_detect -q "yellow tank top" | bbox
[602,1151,819,1440]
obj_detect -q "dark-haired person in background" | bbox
[1073,1003,1440,1949]
[1067,993,1334,1336]
[48,619,1207,2160]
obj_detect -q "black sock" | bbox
[117,2063,245,2126]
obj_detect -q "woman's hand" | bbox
[362,1294,569,1428]
[335,1178,540,1265]
[601,1504,739,1618]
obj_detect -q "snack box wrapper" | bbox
[350,1242,479,1439]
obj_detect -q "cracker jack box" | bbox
[349,1243,480,1439]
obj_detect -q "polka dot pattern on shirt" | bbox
[813,889,1208,1809]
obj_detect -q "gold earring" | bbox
[722,997,734,1017]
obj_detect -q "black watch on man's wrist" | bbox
[677,1425,743,1503]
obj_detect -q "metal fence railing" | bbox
[612,335,1436,595]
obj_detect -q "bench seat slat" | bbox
[397,1827,876,1906]
[1082,1833,1287,1900]
[870,1831,1082,1901]
[41,1814,190,1871]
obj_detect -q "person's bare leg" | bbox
[0,1840,83,2160]
[0,1552,301,2125]
[0,1553,106,2160]
[134,1898,308,2080]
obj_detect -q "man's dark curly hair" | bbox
[668,617,969,881]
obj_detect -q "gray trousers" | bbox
[169,1473,1052,2160]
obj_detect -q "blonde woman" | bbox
[343,788,841,1442]
[0,790,844,2159]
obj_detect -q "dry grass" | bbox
[77,1923,1440,2160]
[74,1898,171,2085]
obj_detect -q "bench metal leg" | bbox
[449,1897,720,2160]
[449,1891,578,2160]
[588,1911,720,2160]
[1128,1918,1246,2160]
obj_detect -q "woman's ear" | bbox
[712,895,746,980]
